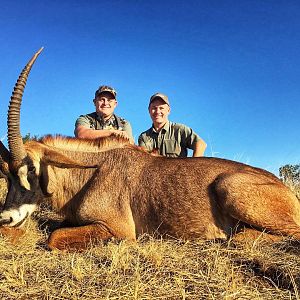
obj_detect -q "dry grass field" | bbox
[0,178,300,299]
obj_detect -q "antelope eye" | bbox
[20,186,27,194]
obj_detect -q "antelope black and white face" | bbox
[0,48,45,228]
[0,158,43,227]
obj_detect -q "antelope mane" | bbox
[39,134,131,153]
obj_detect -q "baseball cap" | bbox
[149,93,169,106]
[95,85,117,99]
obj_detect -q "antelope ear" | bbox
[0,162,9,178]
[42,148,98,169]
[0,141,10,177]
[0,169,7,179]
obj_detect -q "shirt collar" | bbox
[151,121,169,134]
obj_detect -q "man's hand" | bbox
[111,130,134,144]
[75,125,134,144]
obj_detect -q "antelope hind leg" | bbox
[216,171,300,240]
[47,223,114,251]
[232,228,284,244]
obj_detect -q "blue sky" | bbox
[0,0,299,175]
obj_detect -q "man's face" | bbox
[94,92,117,118]
[149,98,170,126]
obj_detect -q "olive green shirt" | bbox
[75,112,133,140]
[138,121,201,157]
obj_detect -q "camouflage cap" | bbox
[149,93,169,106]
[95,85,117,99]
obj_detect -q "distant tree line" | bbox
[22,133,39,143]
[279,164,300,199]
[279,164,300,186]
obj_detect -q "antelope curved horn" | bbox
[7,47,44,164]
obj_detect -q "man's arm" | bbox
[75,125,131,140]
[180,123,206,157]
[192,139,207,157]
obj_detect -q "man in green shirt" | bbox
[138,93,206,157]
[75,85,133,142]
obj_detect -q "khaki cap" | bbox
[149,93,169,106]
[95,85,117,99]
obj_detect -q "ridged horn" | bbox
[7,47,44,164]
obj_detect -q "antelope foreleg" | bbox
[0,227,25,244]
[47,223,114,251]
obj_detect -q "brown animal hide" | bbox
[22,136,300,251]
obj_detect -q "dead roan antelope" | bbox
[0,48,300,251]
